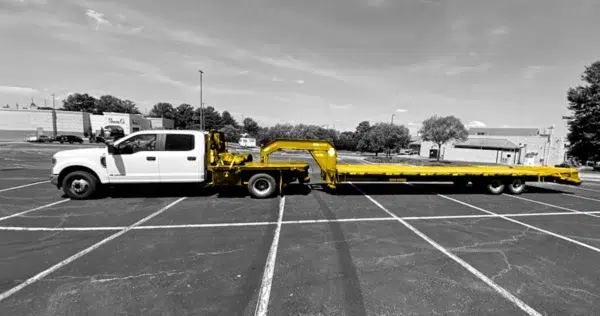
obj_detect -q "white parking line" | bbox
[562,194,600,203]
[543,183,600,193]
[6,210,600,232]
[0,199,70,222]
[254,195,285,316]
[0,181,48,193]
[349,183,542,316]
[504,194,600,219]
[438,194,600,254]
[0,197,186,302]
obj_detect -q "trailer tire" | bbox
[506,179,526,195]
[248,173,277,198]
[62,170,99,200]
[486,178,505,195]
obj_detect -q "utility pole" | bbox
[199,70,204,130]
[391,114,395,124]
[52,94,55,109]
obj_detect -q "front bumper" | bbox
[50,174,59,186]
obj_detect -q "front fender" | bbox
[53,158,109,184]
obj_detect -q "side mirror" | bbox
[107,144,117,154]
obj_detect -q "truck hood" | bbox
[53,147,107,158]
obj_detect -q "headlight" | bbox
[51,157,56,165]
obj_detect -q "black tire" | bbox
[486,178,505,195]
[60,140,64,144]
[506,178,526,195]
[247,173,277,198]
[61,170,99,200]
[69,140,74,144]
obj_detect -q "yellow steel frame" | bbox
[259,138,582,187]
[260,138,339,187]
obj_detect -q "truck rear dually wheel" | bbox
[62,170,98,199]
[248,173,277,198]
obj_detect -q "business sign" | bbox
[132,119,140,125]
[108,117,126,125]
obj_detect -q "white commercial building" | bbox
[418,127,567,166]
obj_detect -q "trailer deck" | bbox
[257,137,582,195]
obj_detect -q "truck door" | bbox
[105,133,160,183]
[158,133,201,182]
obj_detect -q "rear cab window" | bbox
[165,134,195,151]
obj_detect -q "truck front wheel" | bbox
[62,170,99,200]
[248,173,277,198]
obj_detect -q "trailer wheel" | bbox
[62,170,99,200]
[506,179,526,195]
[248,173,277,198]
[486,178,505,195]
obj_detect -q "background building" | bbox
[0,108,174,140]
[418,127,566,166]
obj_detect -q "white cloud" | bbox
[0,86,38,94]
[367,0,385,7]
[522,65,543,80]
[295,80,305,84]
[271,76,284,82]
[396,109,408,113]
[491,26,509,35]
[86,9,112,30]
[330,104,353,109]
[466,120,487,128]
[444,62,492,76]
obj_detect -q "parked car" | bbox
[56,135,83,144]
[35,135,55,143]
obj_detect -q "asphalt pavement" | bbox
[1,144,600,315]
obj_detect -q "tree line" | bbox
[51,92,471,158]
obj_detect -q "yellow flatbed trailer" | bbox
[205,132,581,198]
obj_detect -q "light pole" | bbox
[199,70,204,130]
[391,114,395,124]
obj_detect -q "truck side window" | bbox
[117,134,157,153]
[165,134,195,151]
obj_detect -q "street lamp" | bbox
[199,70,204,130]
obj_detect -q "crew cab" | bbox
[50,130,311,199]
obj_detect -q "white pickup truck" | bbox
[50,130,311,199]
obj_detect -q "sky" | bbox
[1,0,599,137]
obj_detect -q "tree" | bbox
[174,103,194,130]
[148,102,175,119]
[566,61,600,162]
[95,95,140,114]
[242,117,260,137]
[62,93,97,112]
[419,115,468,160]
[220,111,239,128]
[220,125,242,143]
[335,131,356,151]
[201,106,222,130]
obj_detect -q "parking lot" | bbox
[1,144,600,315]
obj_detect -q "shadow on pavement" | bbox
[61,182,570,200]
